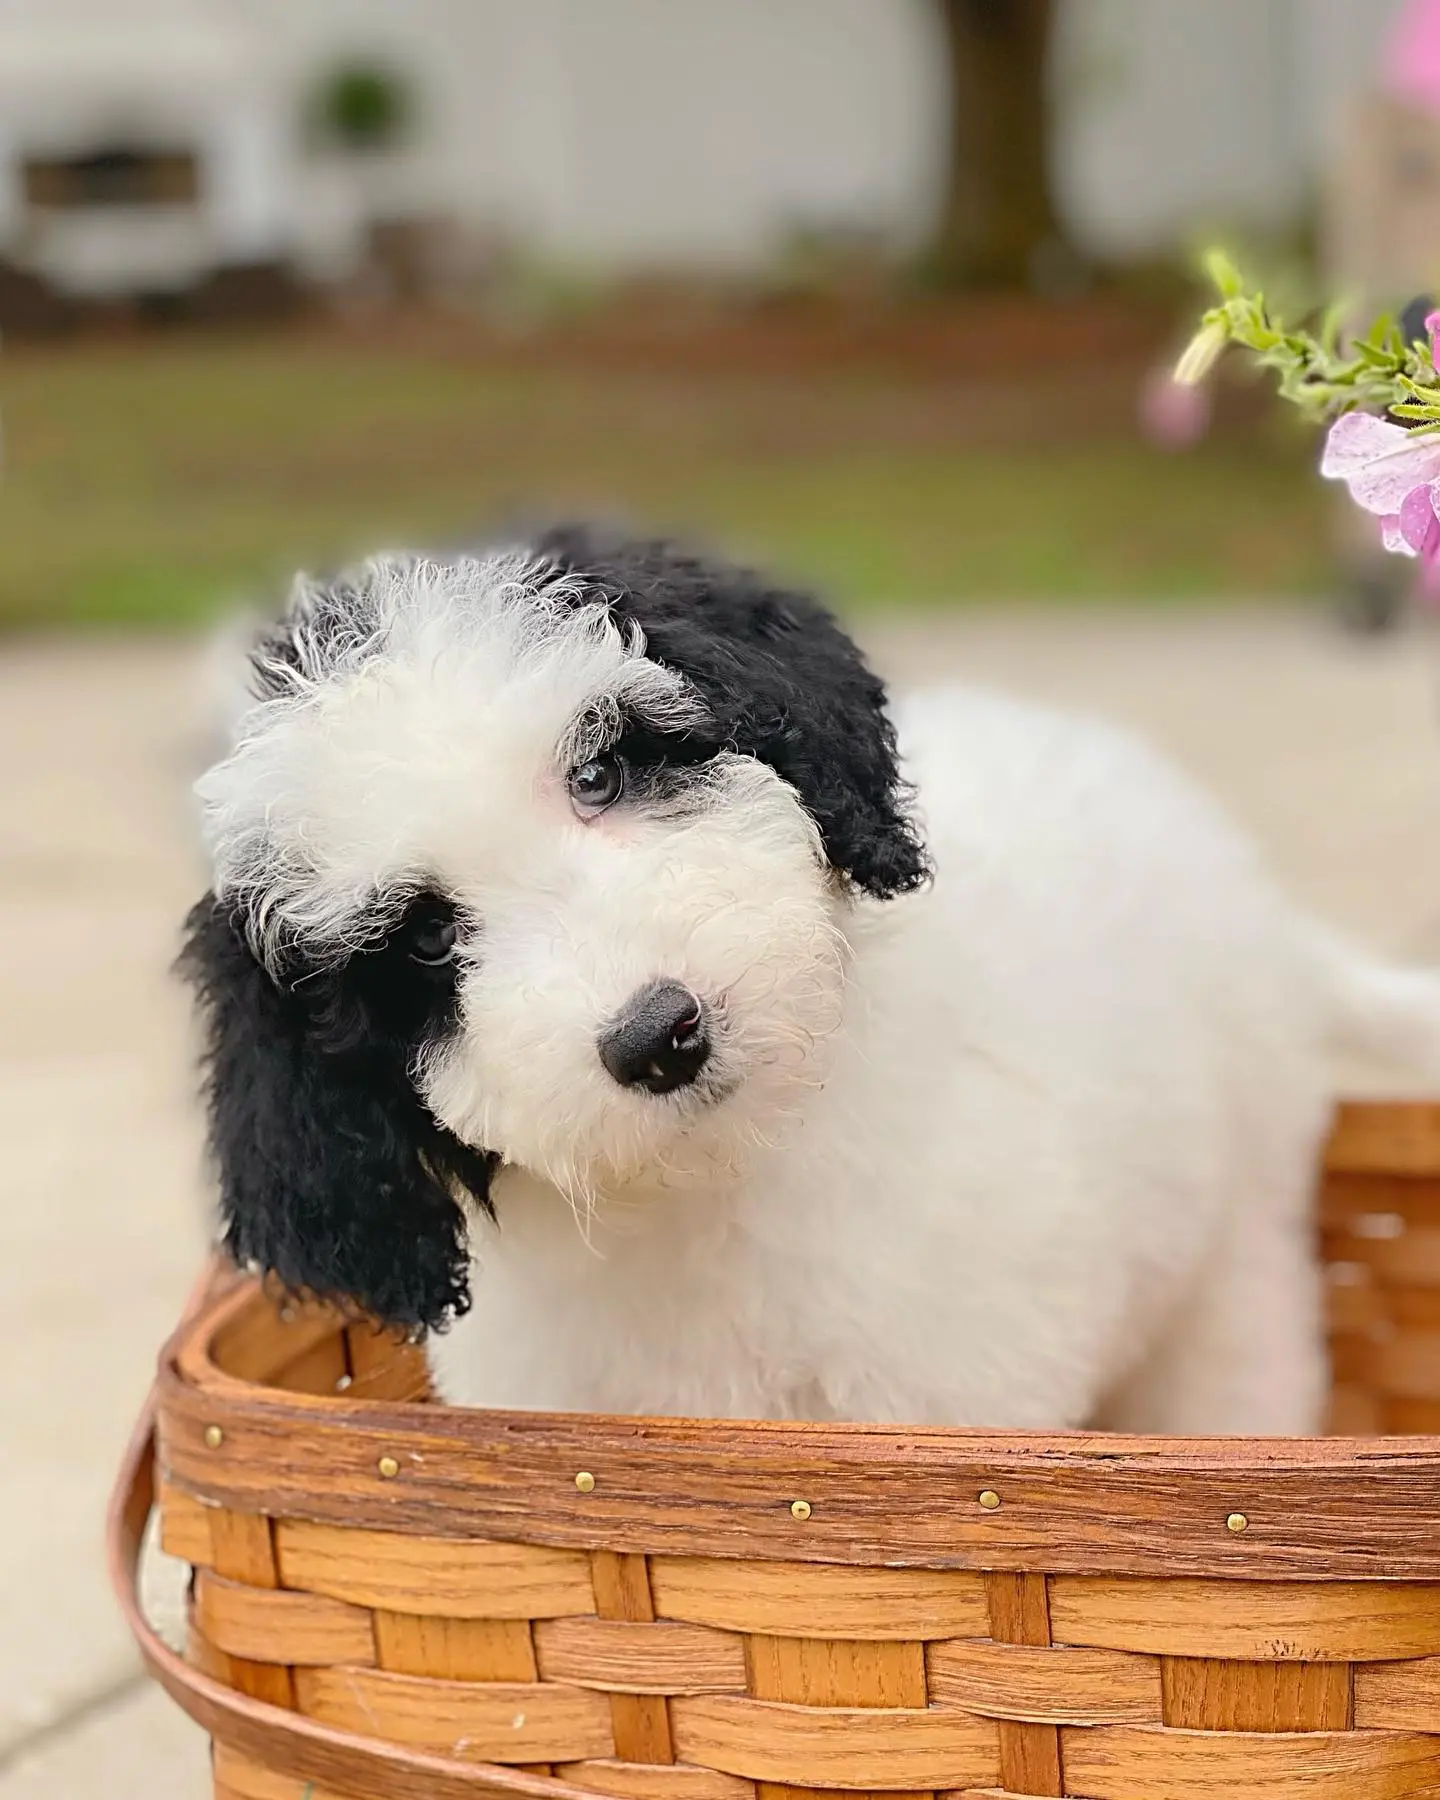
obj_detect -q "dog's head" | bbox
[182,529,929,1331]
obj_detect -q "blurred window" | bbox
[22,149,200,211]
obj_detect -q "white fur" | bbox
[202,555,1440,1432]
[430,685,1345,1433]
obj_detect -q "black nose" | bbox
[598,980,711,1094]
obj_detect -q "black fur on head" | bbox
[532,525,931,899]
[180,890,494,1333]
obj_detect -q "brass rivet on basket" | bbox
[203,1425,223,1450]
[978,1489,1002,1511]
[1227,1511,1249,1533]
[575,1471,596,1493]
[790,1499,812,1520]
[377,1455,400,1479]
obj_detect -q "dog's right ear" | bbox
[179,893,491,1334]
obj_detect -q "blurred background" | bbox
[3,0,1439,623]
[8,1,1440,1794]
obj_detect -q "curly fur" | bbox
[533,525,929,900]
[182,526,1440,1430]
[180,892,492,1332]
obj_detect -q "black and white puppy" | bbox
[183,527,1440,1430]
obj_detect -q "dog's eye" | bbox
[568,753,625,817]
[405,913,458,967]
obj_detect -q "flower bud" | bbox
[1173,321,1228,387]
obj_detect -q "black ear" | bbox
[535,527,930,898]
[179,894,493,1333]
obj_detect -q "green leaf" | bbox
[1204,248,1243,299]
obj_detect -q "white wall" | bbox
[238,0,946,273]
[1051,0,1409,259]
[0,0,1417,284]
[468,0,945,267]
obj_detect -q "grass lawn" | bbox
[0,330,1333,628]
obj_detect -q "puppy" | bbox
[182,527,1440,1432]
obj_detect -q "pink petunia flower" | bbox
[1399,483,1440,559]
[1428,309,1440,370]
[1321,411,1440,561]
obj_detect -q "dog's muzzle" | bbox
[598,980,711,1095]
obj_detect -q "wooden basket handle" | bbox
[106,1259,592,1800]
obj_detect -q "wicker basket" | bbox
[110,1100,1440,1800]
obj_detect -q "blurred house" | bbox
[0,0,290,309]
[0,0,1416,317]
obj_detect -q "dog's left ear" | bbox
[179,894,493,1333]
[540,529,931,897]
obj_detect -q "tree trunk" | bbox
[928,0,1062,288]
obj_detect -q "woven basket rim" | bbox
[153,1267,1440,1581]
[110,1390,608,1800]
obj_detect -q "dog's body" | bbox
[186,530,1440,1434]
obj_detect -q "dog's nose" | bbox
[598,980,711,1094]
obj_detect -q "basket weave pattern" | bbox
[130,1103,1440,1800]
[172,1501,1440,1800]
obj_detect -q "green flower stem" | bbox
[1177,251,1440,431]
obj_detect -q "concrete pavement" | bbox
[5,607,1440,1795]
